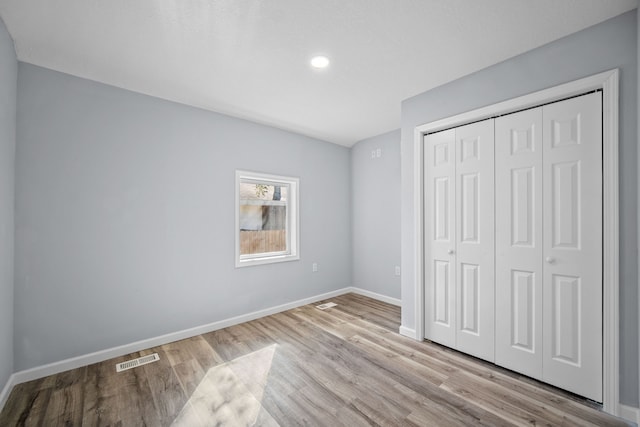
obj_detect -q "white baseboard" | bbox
[9,286,400,390]
[5,286,635,422]
[0,373,17,414]
[348,287,401,306]
[399,325,417,340]
[11,287,352,386]
[619,403,640,424]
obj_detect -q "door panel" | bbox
[460,173,479,242]
[511,167,534,247]
[460,263,479,333]
[542,92,602,402]
[433,260,451,324]
[511,270,535,351]
[455,120,494,362]
[551,161,580,249]
[495,108,544,380]
[424,129,456,347]
[551,274,581,364]
[434,177,450,240]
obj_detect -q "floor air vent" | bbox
[116,353,160,372]
[316,302,337,310]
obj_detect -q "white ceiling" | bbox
[0,0,637,146]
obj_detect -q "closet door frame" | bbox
[411,69,619,415]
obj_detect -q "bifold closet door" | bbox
[424,128,456,348]
[541,92,602,402]
[495,108,544,380]
[454,120,495,362]
[495,92,602,402]
[424,120,495,362]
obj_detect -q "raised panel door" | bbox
[454,120,495,362]
[495,108,544,380]
[424,129,456,347]
[542,92,602,402]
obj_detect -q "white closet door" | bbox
[542,92,602,402]
[424,129,456,348]
[454,120,495,362]
[495,108,544,379]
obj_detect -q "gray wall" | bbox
[351,130,401,299]
[0,17,16,391]
[637,6,640,407]
[15,63,352,370]
[400,11,639,405]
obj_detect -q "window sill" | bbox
[235,253,300,268]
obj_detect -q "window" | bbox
[235,170,299,267]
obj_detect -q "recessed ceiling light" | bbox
[310,55,330,69]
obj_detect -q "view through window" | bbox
[236,171,299,267]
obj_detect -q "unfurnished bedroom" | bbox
[0,1,639,425]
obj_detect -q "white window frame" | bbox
[235,170,300,268]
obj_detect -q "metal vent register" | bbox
[116,353,160,372]
[316,302,337,310]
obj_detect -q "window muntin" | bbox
[235,171,299,267]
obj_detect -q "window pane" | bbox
[239,182,288,256]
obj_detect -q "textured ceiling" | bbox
[0,0,637,146]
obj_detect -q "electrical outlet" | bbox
[312,262,318,272]
[376,148,382,158]
[371,150,376,159]
[395,266,401,276]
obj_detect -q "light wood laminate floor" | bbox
[0,293,631,426]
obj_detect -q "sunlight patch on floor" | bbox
[172,344,279,426]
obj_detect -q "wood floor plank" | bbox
[348,334,449,385]
[139,347,189,426]
[285,385,345,426]
[171,358,207,399]
[348,396,413,427]
[2,385,52,426]
[278,311,513,426]
[163,335,220,368]
[41,386,85,427]
[0,293,630,426]
[85,357,162,426]
[441,371,594,427]
[35,366,87,426]
[250,311,429,424]
[200,324,254,362]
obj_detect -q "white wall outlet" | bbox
[312,262,318,272]
[371,150,376,159]
[376,148,382,158]
[395,266,401,276]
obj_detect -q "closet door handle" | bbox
[545,256,555,264]
[447,249,454,255]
